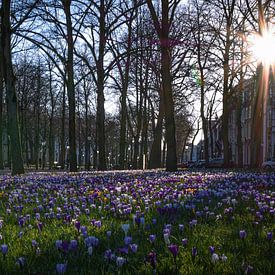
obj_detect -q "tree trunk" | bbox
[250,66,264,167]
[199,68,209,163]
[190,121,200,161]
[60,80,66,169]
[250,0,266,168]
[236,44,244,168]
[0,45,4,170]
[63,0,77,172]
[84,81,91,170]
[160,0,177,171]
[118,19,132,170]
[180,127,192,162]
[149,88,164,168]
[1,0,24,175]
[96,0,107,170]
[34,67,41,170]
[222,23,231,167]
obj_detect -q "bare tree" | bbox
[146,0,179,171]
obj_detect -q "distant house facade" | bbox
[195,72,275,166]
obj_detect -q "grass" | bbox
[0,170,274,274]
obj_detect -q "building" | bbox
[228,72,275,166]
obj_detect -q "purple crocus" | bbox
[69,240,78,251]
[149,234,156,243]
[179,224,184,232]
[61,240,69,253]
[192,247,198,257]
[182,238,188,246]
[56,263,67,274]
[104,249,112,261]
[106,231,112,238]
[74,221,81,233]
[37,222,43,232]
[1,244,8,256]
[56,240,62,250]
[267,232,272,240]
[147,251,157,270]
[168,244,179,258]
[129,243,138,253]
[16,257,25,269]
[94,220,102,228]
[209,246,215,254]
[245,265,254,274]
[124,236,132,245]
[32,240,38,247]
[239,230,247,239]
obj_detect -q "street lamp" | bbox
[41,141,46,169]
[66,145,70,169]
[86,136,92,170]
[96,150,99,169]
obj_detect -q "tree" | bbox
[146,0,179,171]
[61,0,77,172]
[0,0,26,174]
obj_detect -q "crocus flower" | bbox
[116,256,126,267]
[94,220,102,228]
[36,247,41,255]
[56,263,67,274]
[121,224,130,236]
[245,265,253,274]
[106,231,112,238]
[168,244,179,258]
[32,240,38,247]
[149,234,156,243]
[220,254,228,262]
[182,238,188,246]
[124,236,132,245]
[74,221,81,232]
[209,246,215,254]
[164,233,170,245]
[1,244,8,256]
[147,252,157,270]
[104,249,112,261]
[129,243,138,253]
[69,240,78,251]
[179,224,184,232]
[37,222,43,232]
[192,247,197,257]
[239,230,247,239]
[118,247,128,255]
[56,240,62,250]
[211,253,219,264]
[61,240,69,253]
[88,246,93,256]
[16,257,25,269]
[140,217,145,226]
[267,232,272,240]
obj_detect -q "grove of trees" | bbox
[0,0,274,174]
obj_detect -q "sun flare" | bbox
[248,28,275,66]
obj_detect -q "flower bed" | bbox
[0,171,274,274]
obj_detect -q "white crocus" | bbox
[163,233,170,245]
[211,253,219,264]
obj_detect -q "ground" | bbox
[0,170,274,274]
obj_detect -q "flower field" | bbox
[0,171,274,274]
